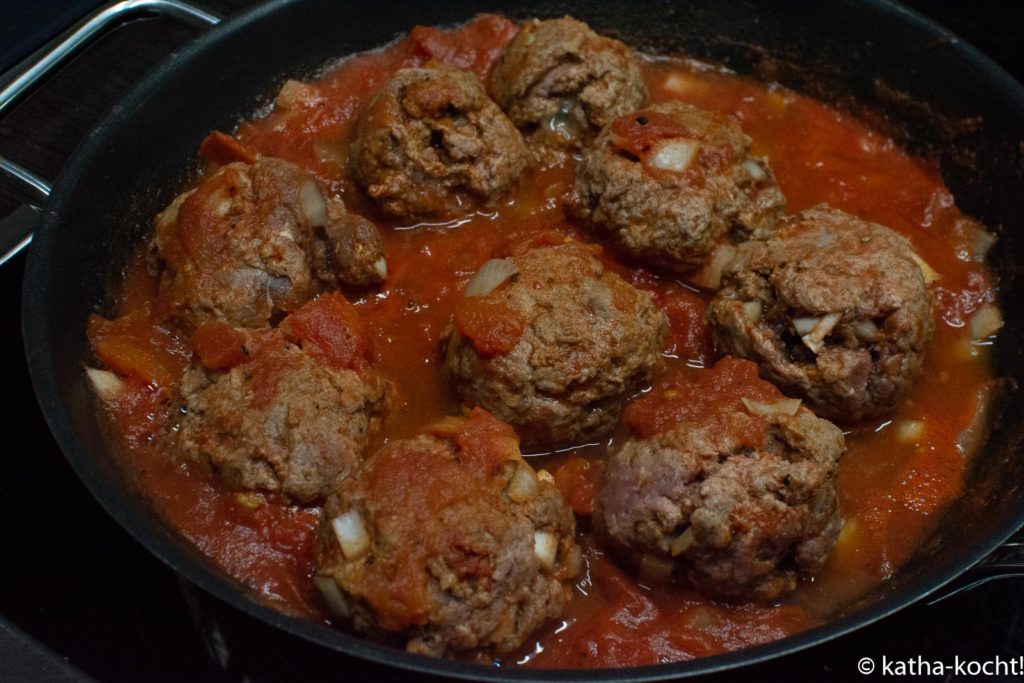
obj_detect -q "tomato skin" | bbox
[193,321,248,369]
[623,357,779,441]
[198,130,257,166]
[610,110,694,156]
[408,14,517,77]
[452,296,526,356]
[281,292,371,371]
[553,458,604,517]
[452,408,522,479]
[87,306,189,389]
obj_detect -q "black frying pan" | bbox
[12,0,1024,679]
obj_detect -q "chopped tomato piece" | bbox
[452,296,525,356]
[610,110,694,157]
[408,14,517,77]
[426,409,521,480]
[198,130,258,166]
[623,357,779,440]
[455,408,521,479]
[87,307,189,389]
[281,292,370,371]
[659,287,714,365]
[193,321,248,369]
[505,230,572,256]
[553,458,605,516]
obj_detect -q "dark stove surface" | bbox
[2,1,1024,681]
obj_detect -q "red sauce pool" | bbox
[89,14,999,669]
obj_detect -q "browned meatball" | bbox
[568,101,785,277]
[152,157,386,329]
[707,205,936,422]
[443,243,667,450]
[594,357,845,601]
[490,17,647,163]
[176,294,388,504]
[313,409,579,658]
[352,66,529,220]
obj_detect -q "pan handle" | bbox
[0,0,220,266]
[927,528,1024,604]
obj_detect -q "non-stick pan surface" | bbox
[22,1,1024,679]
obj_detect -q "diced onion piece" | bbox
[792,316,818,335]
[742,158,767,181]
[537,469,554,484]
[313,575,351,618]
[742,300,762,324]
[690,243,737,290]
[547,97,579,137]
[428,415,466,437]
[954,337,983,361]
[463,258,518,297]
[742,397,802,417]
[663,72,697,94]
[564,545,584,579]
[298,179,327,227]
[331,510,370,561]
[836,518,858,546]
[648,139,699,173]
[894,419,925,444]
[534,531,558,570]
[683,606,721,630]
[813,312,842,335]
[970,303,1003,340]
[800,312,841,353]
[669,527,695,557]
[208,186,234,218]
[313,138,345,167]
[507,464,539,503]
[235,492,265,510]
[832,518,859,561]
[276,79,320,109]
[971,227,997,262]
[86,367,125,401]
[637,553,674,583]
[910,252,941,284]
[853,320,879,342]
[766,90,789,112]
[372,257,387,280]
[155,190,191,230]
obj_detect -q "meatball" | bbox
[490,17,647,163]
[594,357,845,601]
[443,242,667,450]
[313,409,579,658]
[176,294,388,504]
[568,101,786,276]
[152,156,386,329]
[707,205,936,422]
[352,66,529,220]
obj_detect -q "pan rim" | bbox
[21,0,1024,679]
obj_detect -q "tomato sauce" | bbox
[88,14,999,669]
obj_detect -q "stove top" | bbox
[2,1,1023,681]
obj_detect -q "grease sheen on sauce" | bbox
[92,14,998,669]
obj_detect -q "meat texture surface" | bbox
[707,205,935,421]
[314,410,580,658]
[490,16,648,163]
[353,66,529,220]
[152,157,385,329]
[569,101,785,279]
[443,242,666,450]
